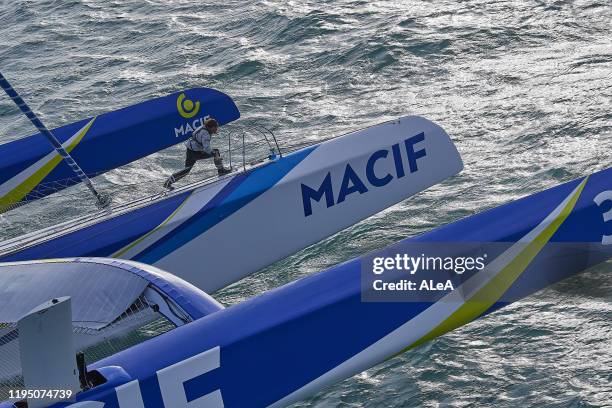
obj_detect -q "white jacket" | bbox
[185,126,213,154]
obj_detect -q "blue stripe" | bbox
[86,168,611,408]
[0,191,192,263]
[135,146,317,264]
[0,87,241,208]
[0,71,94,194]
[133,173,250,261]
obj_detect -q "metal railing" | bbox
[0,124,287,252]
[224,124,283,172]
[0,124,285,212]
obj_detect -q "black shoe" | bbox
[163,178,174,190]
[217,167,232,176]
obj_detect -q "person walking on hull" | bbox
[164,117,232,189]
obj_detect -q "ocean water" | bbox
[0,0,611,406]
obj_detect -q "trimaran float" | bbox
[0,72,610,407]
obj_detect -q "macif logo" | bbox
[301,132,427,217]
[174,92,208,138]
[176,92,201,119]
[65,346,223,407]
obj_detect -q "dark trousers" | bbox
[168,149,221,184]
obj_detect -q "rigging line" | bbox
[0,71,110,209]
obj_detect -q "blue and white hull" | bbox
[8,167,606,408]
[0,116,463,292]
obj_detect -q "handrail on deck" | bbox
[225,124,283,172]
[0,125,286,250]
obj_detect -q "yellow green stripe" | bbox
[403,177,588,353]
[0,118,96,212]
[112,191,193,258]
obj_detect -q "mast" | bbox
[0,72,109,208]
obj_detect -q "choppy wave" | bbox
[0,0,610,406]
